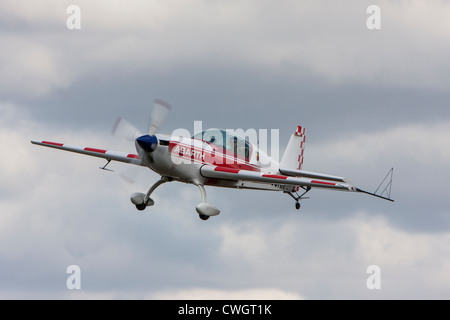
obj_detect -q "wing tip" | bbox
[355,188,395,202]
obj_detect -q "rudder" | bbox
[280,126,306,171]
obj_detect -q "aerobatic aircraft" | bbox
[31,99,393,220]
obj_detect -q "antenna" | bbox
[374,167,394,199]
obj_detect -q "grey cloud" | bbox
[1,0,450,300]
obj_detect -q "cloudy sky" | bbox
[1,0,450,299]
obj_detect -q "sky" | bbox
[1,0,450,299]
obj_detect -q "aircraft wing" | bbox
[199,165,354,191]
[31,140,144,166]
[200,165,394,202]
[278,168,349,183]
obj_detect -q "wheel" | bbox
[295,202,301,210]
[199,214,210,221]
[136,203,147,211]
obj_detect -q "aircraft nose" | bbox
[136,134,158,152]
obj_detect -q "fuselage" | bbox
[136,130,281,191]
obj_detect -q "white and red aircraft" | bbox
[31,99,393,220]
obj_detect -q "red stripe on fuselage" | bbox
[169,141,260,172]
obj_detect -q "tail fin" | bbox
[280,126,306,170]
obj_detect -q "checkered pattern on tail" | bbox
[279,125,307,187]
[295,126,306,170]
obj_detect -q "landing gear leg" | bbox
[144,176,169,205]
[130,176,170,211]
[195,184,220,220]
[285,186,311,211]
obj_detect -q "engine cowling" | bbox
[136,134,158,152]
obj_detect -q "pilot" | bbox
[229,136,249,160]
[228,136,238,153]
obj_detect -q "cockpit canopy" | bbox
[192,129,251,160]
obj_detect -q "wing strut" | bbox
[284,186,311,210]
